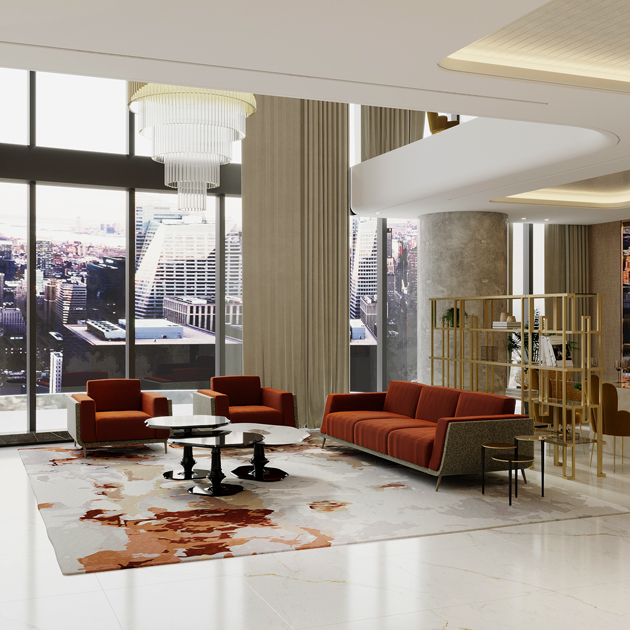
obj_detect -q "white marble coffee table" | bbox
[229,423,310,482]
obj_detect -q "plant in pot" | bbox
[441,307,469,328]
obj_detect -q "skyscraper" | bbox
[36,240,54,277]
[55,281,87,328]
[135,222,216,319]
[86,256,125,322]
[350,217,378,319]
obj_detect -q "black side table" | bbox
[491,454,535,506]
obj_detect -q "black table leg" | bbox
[509,463,513,506]
[481,446,485,494]
[541,440,545,498]
[232,442,288,482]
[515,458,518,498]
[189,447,243,497]
[164,427,210,480]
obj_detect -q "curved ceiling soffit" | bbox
[350,117,617,217]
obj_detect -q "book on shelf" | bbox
[492,321,521,329]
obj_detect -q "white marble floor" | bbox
[3,443,630,630]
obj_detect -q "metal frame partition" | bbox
[0,71,242,442]
[430,293,605,480]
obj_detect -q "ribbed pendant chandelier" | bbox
[128,83,256,212]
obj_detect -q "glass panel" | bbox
[225,196,243,375]
[36,72,127,154]
[350,216,378,391]
[0,68,28,145]
[135,191,216,393]
[0,183,28,434]
[36,185,127,431]
[533,223,545,316]
[386,219,417,382]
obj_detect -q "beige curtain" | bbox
[242,95,350,428]
[545,225,589,364]
[361,106,424,161]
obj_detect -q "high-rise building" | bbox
[49,351,63,393]
[43,280,59,326]
[36,240,54,277]
[135,222,216,319]
[86,256,125,322]
[55,281,87,328]
[226,227,242,299]
[135,197,186,267]
[0,240,16,282]
[0,307,26,337]
[350,217,378,319]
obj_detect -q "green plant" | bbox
[441,307,469,328]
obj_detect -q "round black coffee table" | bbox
[228,423,310,482]
[171,432,263,497]
[146,415,230,480]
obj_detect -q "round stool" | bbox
[491,454,535,505]
[481,442,515,495]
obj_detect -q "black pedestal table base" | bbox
[188,447,244,497]
[232,442,288,482]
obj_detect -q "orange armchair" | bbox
[67,379,172,456]
[193,375,296,427]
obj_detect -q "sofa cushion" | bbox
[94,410,153,441]
[323,411,411,442]
[415,386,461,423]
[355,418,436,454]
[211,376,262,406]
[383,381,423,418]
[388,427,437,468]
[455,391,515,417]
[229,405,283,425]
[87,379,142,412]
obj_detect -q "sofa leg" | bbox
[521,468,527,484]
[435,476,442,492]
[321,437,327,449]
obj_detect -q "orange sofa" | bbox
[67,379,172,456]
[321,381,533,490]
[193,375,297,426]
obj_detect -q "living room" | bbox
[3,2,630,629]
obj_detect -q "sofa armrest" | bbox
[429,414,529,471]
[141,391,171,417]
[262,387,296,427]
[69,393,97,443]
[322,392,387,424]
[194,389,230,417]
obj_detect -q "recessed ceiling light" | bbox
[521,217,527,220]
[545,218,550,221]
[375,212,381,215]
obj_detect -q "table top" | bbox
[515,433,554,442]
[482,442,515,450]
[171,432,263,449]
[146,415,230,430]
[225,423,310,446]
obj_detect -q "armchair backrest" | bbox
[210,375,262,406]
[87,378,142,412]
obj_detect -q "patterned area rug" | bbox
[20,441,629,575]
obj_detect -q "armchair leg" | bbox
[165,442,168,454]
[83,447,87,458]
[435,475,442,492]
[321,438,327,449]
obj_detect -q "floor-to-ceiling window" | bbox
[0,67,242,439]
[0,182,28,434]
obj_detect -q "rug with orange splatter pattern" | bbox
[20,441,628,575]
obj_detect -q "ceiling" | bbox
[1,0,630,223]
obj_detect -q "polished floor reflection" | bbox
[2,440,630,629]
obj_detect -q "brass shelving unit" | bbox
[429,293,605,479]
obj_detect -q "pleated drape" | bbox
[242,95,349,428]
[544,225,589,363]
[361,106,424,161]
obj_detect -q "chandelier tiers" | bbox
[128,82,256,212]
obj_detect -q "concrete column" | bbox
[418,211,508,389]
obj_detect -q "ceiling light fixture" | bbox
[545,218,550,221]
[521,217,527,220]
[128,82,256,212]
